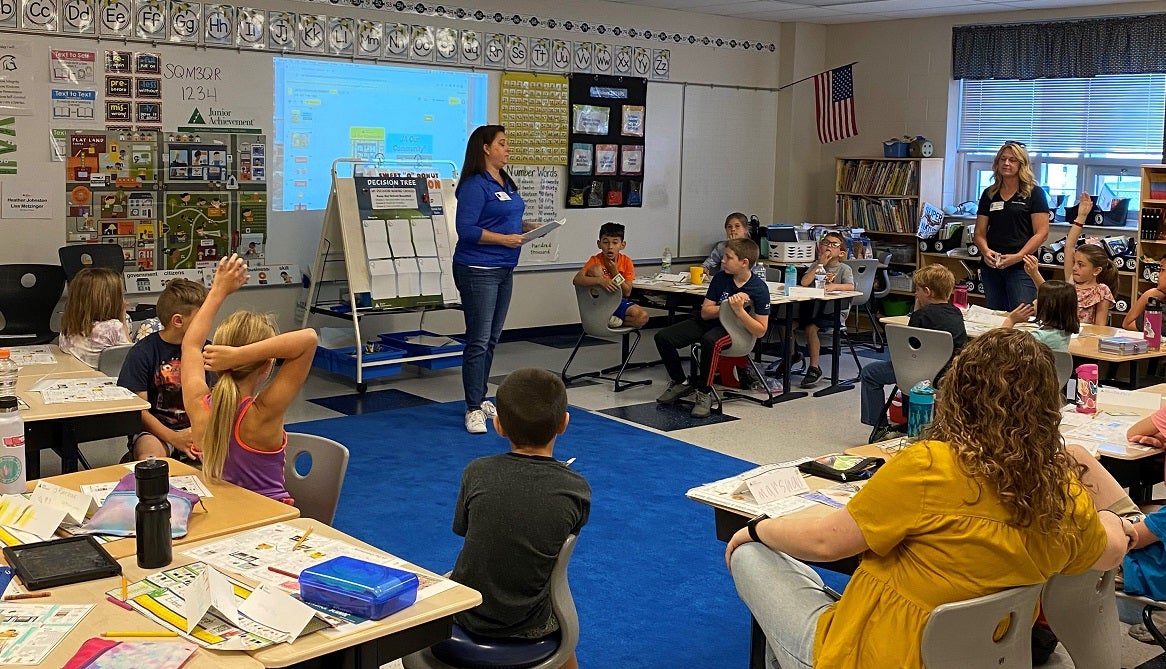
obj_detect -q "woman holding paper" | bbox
[725,329,1131,669]
[453,125,539,435]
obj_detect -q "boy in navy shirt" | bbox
[655,238,771,418]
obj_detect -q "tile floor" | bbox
[65,328,1164,668]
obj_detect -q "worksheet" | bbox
[0,604,93,665]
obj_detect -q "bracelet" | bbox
[1072,220,1085,227]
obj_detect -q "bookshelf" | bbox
[1133,164,1166,327]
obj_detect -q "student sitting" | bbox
[796,231,855,388]
[860,265,967,441]
[1124,254,1166,331]
[572,222,648,329]
[655,238,771,418]
[182,255,317,502]
[1002,279,1079,351]
[447,369,589,669]
[727,329,1132,669]
[1023,192,1116,326]
[59,267,131,368]
[117,278,208,461]
[701,212,752,275]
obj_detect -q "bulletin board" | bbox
[565,74,647,209]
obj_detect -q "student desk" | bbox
[22,518,482,669]
[33,458,301,559]
[16,349,150,479]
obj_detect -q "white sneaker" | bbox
[480,400,498,418]
[465,410,487,434]
[608,315,624,328]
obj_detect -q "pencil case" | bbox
[299,556,419,620]
[798,455,884,482]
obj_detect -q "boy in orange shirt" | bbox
[572,222,649,328]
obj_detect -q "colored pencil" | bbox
[102,631,180,637]
[106,595,134,611]
[292,527,313,551]
[121,575,128,602]
[4,592,50,600]
[267,566,299,579]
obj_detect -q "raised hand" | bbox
[212,254,250,294]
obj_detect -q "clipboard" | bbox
[522,218,566,243]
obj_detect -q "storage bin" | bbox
[875,243,916,264]
[300,556,419,620]
[883,297,911,316]
[379,330,465,370]
[888,271,914,293]
[883,141,909,158]
[313,345,407,380]
[769,241,816,264]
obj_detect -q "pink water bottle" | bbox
[1145,298,1162,351]
[1076,363,1098,414]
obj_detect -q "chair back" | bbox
[920,583,1043,668]
[574,284,633,339]
[717,303,759,358]
[97,343,134,378]
[886,324,954,391]
[546,534,580,667]
[1041,570,1119,669]
[843,259,879,309]
[0,264,66,345]
[283,432,350,524]
[58,244,126,281]
[871,253,893,300]
[1052,350,1073,392]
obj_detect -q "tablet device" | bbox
[3,536,122,590]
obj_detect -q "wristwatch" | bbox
[746,513,769,544]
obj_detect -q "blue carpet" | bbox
[290,402,754,668]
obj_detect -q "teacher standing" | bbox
[973,141,1050,310]
[453,125,537,434]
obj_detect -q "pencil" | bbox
[106,595,134,611]
[102,631,179,638]
[292,527,313,551]
[121,575,128,602]
[267,566,299,579]
[4,592,50,600]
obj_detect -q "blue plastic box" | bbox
[883,141,909,158]
[299,556,419,620]
[312,345,407,380]
[379,330,465,370]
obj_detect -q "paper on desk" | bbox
[30,481,97,525]
[800,482,865,509]
[185,566,242,632]
[1098,386,1162,412]
[35,378,137,404]
[788,287,824,298]
[651,273,689,283]
[521,218,565,243]
[964,305,1006,328]
[4,346,56,367]
[238,584,318,642]
[81,476,212,507]
[745,467,809,504]
[0,495,67,541]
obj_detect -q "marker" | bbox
[267,566,299,579]
[292,527,313,551]
[106,595,134,611]
[4,592,50,600]
[102,631,180,638]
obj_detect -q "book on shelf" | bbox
[917,202,943,239]
[1150,176,1166,200]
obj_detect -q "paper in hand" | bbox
[521,218,565,243]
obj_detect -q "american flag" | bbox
[814,65,858,144]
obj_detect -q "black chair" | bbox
[58,244,126,281]
[0,265,66,345]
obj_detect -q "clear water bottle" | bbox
[135,457,173,568]
[784,264,797,296]
[0,350,16,398]
[754,260,766,282]
[0,397,25,495]
[907,380,935,438]
[661,247,672,274]
[814,264,828,289]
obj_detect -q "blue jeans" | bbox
[453,263,513,412]
[859,360,899,427]
[981,262,1036,311]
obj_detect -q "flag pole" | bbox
[776,62,858,92]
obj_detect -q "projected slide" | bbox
[273,58,488,211]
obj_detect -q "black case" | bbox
[3,535,122,590]
[798,456,885,482]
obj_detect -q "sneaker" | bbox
[480,400,497,418]
[465,410,487,434]
[737,365,763,390]
[608,315,624,328]
[691,391,713,418]
[799,366,823,388]
[656,380,695,404]
[765,352,803,377]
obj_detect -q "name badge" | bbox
[989,201,1004,212]
[495,192,512,201]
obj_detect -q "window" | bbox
[957,74,1166,224]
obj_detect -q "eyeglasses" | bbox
[820,241,843,248]
[1003,140,1027,148]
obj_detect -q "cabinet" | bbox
[834,156,944,296]
[1134,164,1166,325]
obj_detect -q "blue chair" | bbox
[403,535,579,669]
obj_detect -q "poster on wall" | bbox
[511,164,564,265]
[565,74,646,209]
[499,72,568,166]
[0,37,33,115]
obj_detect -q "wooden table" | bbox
[16,348,150,478]
[37,458,300,560]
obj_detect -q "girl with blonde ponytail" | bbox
[181,255,317,501]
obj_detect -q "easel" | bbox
[301,158,462,393]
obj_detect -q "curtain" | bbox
[952,14,1166,80]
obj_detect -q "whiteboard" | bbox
[678,86,778,258]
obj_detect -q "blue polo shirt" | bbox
[705,272,771,316]
[454,171,526,268]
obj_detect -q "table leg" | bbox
[770,303,807,404]
[750,616,767,669]
[815,299,854,397]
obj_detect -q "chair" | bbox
[920,583,1043,668]
[844,259,885,352]
[0,264,66,345]
[869,324,953,443]
[403,535,580,669]
[687,305,776,413]
[561,285,651,392]
[1041,570,1118,669]
[97,343,134,378]
[58,244,126,281]
[283,432,350,524]
[1052,350,1073,396]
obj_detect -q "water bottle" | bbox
[661,247,672,274]
[1146,299,1162,351]
[814,264,828,290]
[0,397,25,495]
[907,380,935,438]
[135,457,172,568]
[784,264,797,296]
[754,260,766,282]
[0,350,17,399]
[1076,363,1098,414]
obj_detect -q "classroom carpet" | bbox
[289,400,755,668]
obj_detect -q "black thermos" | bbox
[135,457,172,568]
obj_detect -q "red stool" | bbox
[715,355,750,388]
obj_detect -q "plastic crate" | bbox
[875,243,916,264]
[769,241,816,264]
[888,272,914,293]
[313,345,407,380]
[883,141,909,158]
[378,330,465,370]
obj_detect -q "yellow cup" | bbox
[689,266,704,284]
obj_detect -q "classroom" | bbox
[1,0,1166,666]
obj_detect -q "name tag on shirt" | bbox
[989,201,1004,212]
[495,192,512,201]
